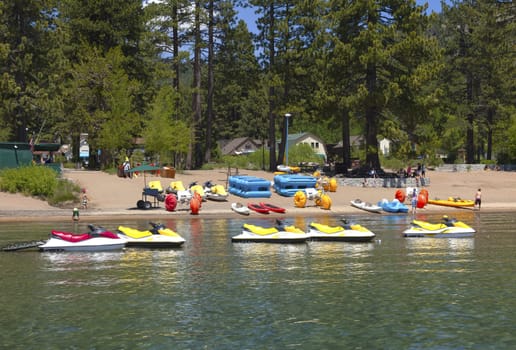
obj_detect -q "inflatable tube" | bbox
[294,191,307,208]
[395,189,406,203]
[165,194,177,212]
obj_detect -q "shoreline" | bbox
[0,203,511,223]
[1,168,515,223]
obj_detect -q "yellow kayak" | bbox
[427,197,474,207]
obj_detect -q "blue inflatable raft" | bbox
[273,174,318,197]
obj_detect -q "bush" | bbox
[0,166,57,197]
[0,166,80,205]
[48,179,81,206]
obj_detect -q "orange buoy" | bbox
[193,192,202,207]
[395,189,406,203]
[190,197,200,214]
[165,194,177,212]
[419,189,429,203]
[417,193,426,208]
[294,190,307,208]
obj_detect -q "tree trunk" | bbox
[205,0,214,163]
[268,3,277,172]
[341,109,350,172]
[466,74,475,164]
[188,1,203,169]
[364,62,380,170]
[486,108,493,161]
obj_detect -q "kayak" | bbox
[39,227,126,252]
[259,202,286,213]
[117,223,185,248]
[403,216,476,238]
[307,221,376,242]
[231,202,250,215]
[247,203,269,214]
[232,221,308,243]
[427,197,475,207]
[350,199,382,213]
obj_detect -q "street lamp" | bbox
[284,113,291,166]
[13,145,19,166]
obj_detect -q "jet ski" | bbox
[189,181,207,201]
[232,220,308,243]
[203,181,229,201]
[39,225,126,252]
[403,216,476,238]
[117,222,185,248]
[307,219,376,242]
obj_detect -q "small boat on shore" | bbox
[307,220,376,242]
[259,202,286,213]
[231,202,250,215]
[427,197,474,208]
[350,199,382,213]
[403,216,475,238]
[232,220,308,243]
[378,198,409,213]
[247,203,270,214]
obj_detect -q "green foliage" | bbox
[287,143,323,165]
[48,179,81,206]
[0,166,58,198]
[143,85,191,164]
[0,166,81,205]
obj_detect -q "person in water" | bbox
[72,208,80,221]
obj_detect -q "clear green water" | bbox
[1,212,515,349]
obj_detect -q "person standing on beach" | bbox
[475,188,482,210]
[411,188,418,214]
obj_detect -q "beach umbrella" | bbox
[128,163,161,187]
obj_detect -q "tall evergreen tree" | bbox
[0,0,66,142]
[327,0,442,170]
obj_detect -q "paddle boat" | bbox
[427,197,475,208]
[39,225,126,252]
[403,216,476,238]
[377,198,409,213]
[307,219,376,242]
[117,222,185,248]
[232,220,308,243]
[350,199,382,213]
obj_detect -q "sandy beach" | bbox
[1,167,516,222]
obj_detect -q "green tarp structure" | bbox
[0,142,33,169]
[33,143,61,152]
[0,142,62,174]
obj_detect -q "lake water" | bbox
[1,212,515,349]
